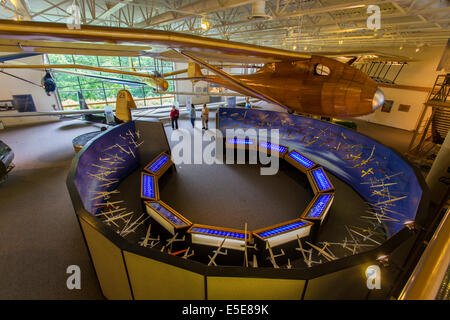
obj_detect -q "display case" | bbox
[145,200,192,235]
[307,167,334,194]
[225,137,257,151]
[143,151,172,178]
[188,224,251,251]
[253,218,313,248]
[140,172,159,201]
[301,193,334,225]
[258,141,289,158]
[285,150,317,173]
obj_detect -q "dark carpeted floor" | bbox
[0,115,414,299]
[0,119,105,299]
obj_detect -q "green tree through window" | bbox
[47,54,175,109]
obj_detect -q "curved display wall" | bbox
[67,110,428,300]
[218,108,424,236]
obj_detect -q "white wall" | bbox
[0,53,58,126]
[173,62,209,106]
[357,45,446,131]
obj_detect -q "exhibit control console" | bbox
[188,225,251,251]
[253,219,313,248]
[143,152,172,177]
[140,172,159,201]
[139,143,335,254]
[145,201,192,235]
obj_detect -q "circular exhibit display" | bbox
[67,108,428,300]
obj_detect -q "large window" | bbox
[46,54,175,109]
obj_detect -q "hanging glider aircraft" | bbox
[0,20,386,118]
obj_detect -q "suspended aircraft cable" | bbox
[0,70,42,87]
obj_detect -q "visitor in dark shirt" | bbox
[189,104,196,128]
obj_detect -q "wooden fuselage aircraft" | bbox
[181,52,384,117]
[0,20,385,118]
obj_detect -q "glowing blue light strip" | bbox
[142,174,156,199]
[259,141,288,154]
[304,194,333,218]
[288,151,316,168]
[256,221,307,238]
[191,227,246,239]
[147,202,187,227]
[227,137,255,145]
[145,154,169,174]
[311,167,333,191]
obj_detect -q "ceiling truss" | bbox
[0,0,447,51]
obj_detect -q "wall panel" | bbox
[123,251,205,300]
[80,218,133,300]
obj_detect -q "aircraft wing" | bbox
[176,50,289,110]
[0,20,311,64]
[314,50,415,63]
[0,21,413,65]
[0,52,42,62]
[51,69,147,87]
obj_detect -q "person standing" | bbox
[189,104,196,128]
[201,104,209,130]
[170,105,179,130]
[245,97,251,109]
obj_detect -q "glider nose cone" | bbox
[372,88,385,111]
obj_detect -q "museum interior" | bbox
[0,0,448,301]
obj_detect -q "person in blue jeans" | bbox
[189,104,196,128]
[245,97,251,109]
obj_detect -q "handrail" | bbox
[399,207,450,300]
[63,95,174,108]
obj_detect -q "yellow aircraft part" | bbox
[187,62,204,79]
[0,64,169,91]
[115,89,136,122]
[143,78,169,91]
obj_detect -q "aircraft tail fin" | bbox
[188,61,204,79]
[116,89,136,122]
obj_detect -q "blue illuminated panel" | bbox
[141,173,156,199]
[304,194,333,218]
[191,227,246,240]
[145,153,169,174]
[288,151,316,169]
[256,221,308,239]
[227,137,255,145]
[311,167,333,191]
[147,202,187,227]
[259,141,288,154]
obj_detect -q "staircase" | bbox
[407,74,450,171]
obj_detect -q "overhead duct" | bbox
[248,0,270,20]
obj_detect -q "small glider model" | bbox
[0,20,385,117]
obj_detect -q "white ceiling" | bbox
[0,0,448,51]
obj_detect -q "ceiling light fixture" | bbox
[200,17,210,31]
